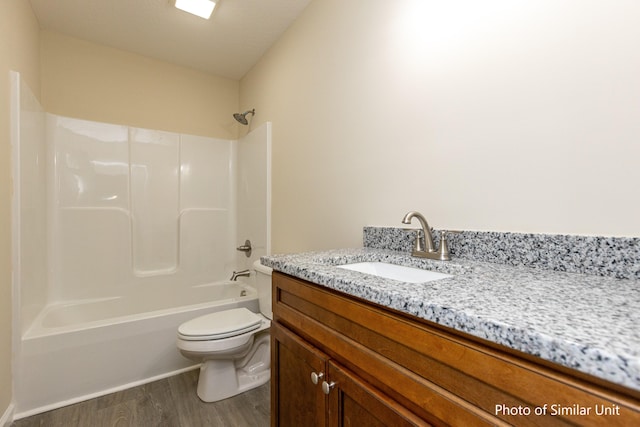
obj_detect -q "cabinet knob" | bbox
[310,371,324,385]
[322,380,336,395]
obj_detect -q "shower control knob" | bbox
[310,371,324,385]
[236,239,252,257]
[322,380,336,395]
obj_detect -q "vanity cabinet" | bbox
[270,272,640,426]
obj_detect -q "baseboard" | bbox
[0,403,14,427]
[13,365,199,420]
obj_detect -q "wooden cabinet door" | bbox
[272,322,328,427]
[326,361,431,427]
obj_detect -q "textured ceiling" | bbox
[29,0,312,80]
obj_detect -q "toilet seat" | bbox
[178,307,263,341]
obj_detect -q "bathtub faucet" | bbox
[230,270,251,281]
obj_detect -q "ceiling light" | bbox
[174,0,216,19]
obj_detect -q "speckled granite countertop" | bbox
[261,248,640,392]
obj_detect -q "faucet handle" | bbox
[437,230,461,261]
[411,229,425,252]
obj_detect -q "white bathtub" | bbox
[15,281,259,418]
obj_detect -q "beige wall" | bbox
[241,0,640,253]
[0,0,41,418]
[41,31,240,139]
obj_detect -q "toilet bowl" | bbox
[176,260,273,402]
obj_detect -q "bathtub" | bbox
[15,280,259,418]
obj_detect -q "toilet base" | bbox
[196,330,270,402]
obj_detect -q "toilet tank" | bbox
[253,260,273,320]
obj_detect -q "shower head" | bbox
[233,109,255,125]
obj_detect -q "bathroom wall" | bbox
[241,0,640,252]
[40,31,240,140]
[1,1,41,421]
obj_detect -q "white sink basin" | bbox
[337,262,452,283]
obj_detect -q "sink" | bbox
[336,262,452,283]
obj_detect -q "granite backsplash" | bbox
[363,227,640,280]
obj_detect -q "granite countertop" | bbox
[261,248,640,392]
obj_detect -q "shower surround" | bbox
[50,116,238,301]
[11,72,271,416]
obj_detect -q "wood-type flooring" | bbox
[11,369,270,427]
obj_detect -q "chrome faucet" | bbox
[230,269,251,281]
[401,211,456,261]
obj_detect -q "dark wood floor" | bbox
[12,369,270,427]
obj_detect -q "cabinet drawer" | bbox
[273,272,640,426]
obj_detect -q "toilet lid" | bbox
[178,308,262,341]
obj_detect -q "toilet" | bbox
[176,260,273,402]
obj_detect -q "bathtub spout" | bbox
[230,270,251,281]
